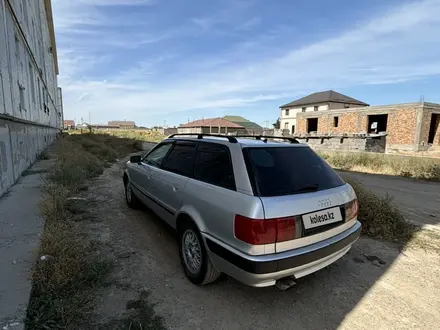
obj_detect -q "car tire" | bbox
[179,221,220,285]
[125,179,140,209]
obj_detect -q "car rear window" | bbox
[242,146,345,197]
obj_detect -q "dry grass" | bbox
[319,151,440,181]
[70,128,167,143]
[26,133,139,329]
[345,177,419,243]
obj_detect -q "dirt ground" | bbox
[73,156,440,330]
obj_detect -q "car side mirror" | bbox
[130,155,142,163]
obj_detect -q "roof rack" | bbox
[233,135,299,144]
[167,133,238,143]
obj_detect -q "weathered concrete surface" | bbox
[341,171,440,228]
[0,0,62,198]
[0,157,52,329]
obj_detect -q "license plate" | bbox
[302,207,343,229]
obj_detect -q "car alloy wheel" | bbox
[182,229,202,274]
[126,182,133,203]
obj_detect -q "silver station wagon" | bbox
[123,134,361,288]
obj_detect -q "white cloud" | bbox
[55,0,440,125]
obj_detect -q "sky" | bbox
[52,0,440,128]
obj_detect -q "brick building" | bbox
[279,91,369,134]
[295,102,440,153]
[178,118,247,135]
[108,120,136,129]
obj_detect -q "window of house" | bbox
[19,83,25,111]
[143,143,173,168]
[285,109,289,116]
[29,63,36,103]
[307,118,318,133]
[194,144,235,190]
[314,106,319,111]
[284,122,289,129]
[302,107,306,112]
[37,78,43,110]
[292,125,295,134]
[334,116,339,127]
[162,142,197,177]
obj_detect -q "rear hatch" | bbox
[242,145,357,253]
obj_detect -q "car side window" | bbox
[161,142,196,177]
[194,144,235,190]
[143,143,173,168]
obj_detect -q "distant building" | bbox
[64,120,75,129]
[223,116,263,135]
[295,102,440,153]
[108,120,136,129]
[90,124,120,130]
[280,90,369,134]
[178,118,247,135]
[151,127,178,135]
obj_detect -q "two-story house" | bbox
[279,90,369,134]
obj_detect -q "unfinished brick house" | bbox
[294,102,440,153]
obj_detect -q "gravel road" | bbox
[78,156,440,330]
[341,171,440,228]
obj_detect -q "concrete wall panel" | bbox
[0,0,62,197]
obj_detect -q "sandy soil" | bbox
[75,156,440,330]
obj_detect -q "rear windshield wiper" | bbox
[293,183,320,193]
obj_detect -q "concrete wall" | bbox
[0,0,61,196]
[295,135,386,153]
[295,103,440,153]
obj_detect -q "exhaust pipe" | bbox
[275,276,297,291]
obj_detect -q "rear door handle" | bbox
[172,187,177,192]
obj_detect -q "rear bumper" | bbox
[205,220,361,287]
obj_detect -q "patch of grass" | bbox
[48,140,103,190]
[26,133,139,329]
[344,177,419,243]
[70,129,167,144]
[26,219,113,329]
[100,290,166,330]
[319,151,440,181]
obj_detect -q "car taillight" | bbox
[234,215,297,245]
[345,198,358,222]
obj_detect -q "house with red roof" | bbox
[178,117,247,135]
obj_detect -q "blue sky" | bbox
[53,0,440,127]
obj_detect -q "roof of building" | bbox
[108,121,136,126]
[64,120,75,126]
[223,116,263,130]
[180,118,243,128]
[280,90,369,108]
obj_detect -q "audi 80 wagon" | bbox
[123,134,361,288]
